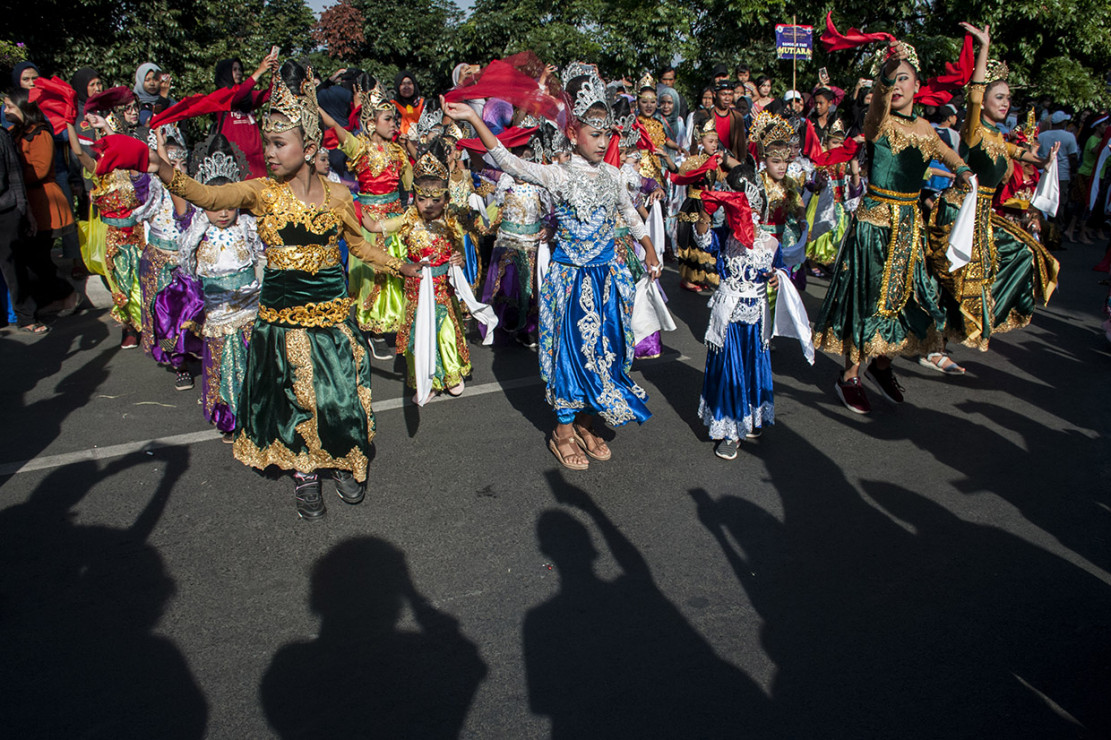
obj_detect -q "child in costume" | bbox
[805,118,864,274]
[176,135,263,439]
[752,111,808,292]
[363,145,473,402]
[443,67,661,471]
[320,78,411,359]
[117,60,421,520]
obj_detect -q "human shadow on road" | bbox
[0,309,112,476]
[524,471,771,738]
[488,340,551,434]
[692,421,1111,738]
[0,446,208,738]
[260,537,488,738]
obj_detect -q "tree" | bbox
[314,0,367,60]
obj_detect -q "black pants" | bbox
[0,209,36,325]
[18,231,73,312]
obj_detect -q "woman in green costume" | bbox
[812,41,973,415]
[144,61,420,519]
[925,24,1059,366]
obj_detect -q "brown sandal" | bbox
[572,424,612,461]
[549,431,589,471]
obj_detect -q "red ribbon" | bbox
[29,77,77,135]
[820,12,894,52]
[669,153,721,185]
[92,134,150,176]
[456,126,539,154]
[443,58,561,122]
[700,190,756,247]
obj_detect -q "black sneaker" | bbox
[369,336,394,360]
[294,475,326,520]
[714,439,739,460]
[331,469,365,505]
[865,361,905,404]
[175,371,194,391]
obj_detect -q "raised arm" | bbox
[863,42,908,141]
[156,151,263,212]
[64,122,98,173]
[960,23,992,148]
[441,96,562,189]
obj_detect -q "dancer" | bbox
[698,167,779,459]
[176,135,263,438]
[118,60,419,519]
[674,118,727,293]
[926,24,1059,360]
[751,111,807,290]
[812,41,972,414]
[319,80,411,358]
[481,130,551,347]
[362,145,473,401]
[67,86,148,349]
[131,130,195,387]
[443,69,661,470]
[806,118,864,273]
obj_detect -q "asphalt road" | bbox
[1,239,1109,739]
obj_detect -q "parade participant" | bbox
[751,110,807,288]
[212,52,279,179]
[175,135,263,438]
[66,86,148,348]
[363,146,472,402]
[481,130,552,346]
[443,70,661,471]
[130,130,195,386]
[926,24,1059,360]
[634,73,674,182]
[697,167,780,460]
[812,41,972,414]
[674,118,729,292]
[805,118,864,272]
[320,79,411,358]
[112,59,420,519]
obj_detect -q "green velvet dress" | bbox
[813,81,968,364]
[926,85,1059,350]
[168,171,403,483]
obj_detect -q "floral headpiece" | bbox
[985,59,1010,85]
[263,63,322,147]
[869,43,921,79]
[750,110,794,159]
[413,152,449,197]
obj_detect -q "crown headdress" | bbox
[985,59,1010,84]
[1012,107,1038,144]
[542,121,572,158]
[197,152,242,185]
[444,122,467,142]
[637,72,656,94]
[614,109,638,148]
[190,134,248,184]
[263,64,322,146]
[562,62,597,83]
[700,116,718,135]
[571,74,613,130]
[750,110,794,158]
[413,103,443,144]
[826,117,847,139]
[869,43,921,79]
[413,152,449,197]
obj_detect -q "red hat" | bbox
[84,86,137,115]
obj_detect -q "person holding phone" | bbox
[133,63,176,127]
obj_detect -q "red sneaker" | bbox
[866,361,905,404]
[120,332,139,349]
[834,374,871,415]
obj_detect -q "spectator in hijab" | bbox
[391,70,424,138]
[3,62,41,131]
[0,124,34,329]
[133,62,175,127]
[658,68,687,119]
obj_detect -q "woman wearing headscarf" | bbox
[391,70,424,138]
[133,62,174,127]
[212,52,278,179]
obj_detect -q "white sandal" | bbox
[918,352,966,375]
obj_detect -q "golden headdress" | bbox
[1011,107,1039,145]
[750,110,794,159]
[263,63,322,146]
[699,116,718,136]
[826,117,847,140]
[356,82,396,132]
[985,59,1010,85]
[869,43,921,79]
[443,122,467,142]
[413,152,450,198]
[637,72,657,95]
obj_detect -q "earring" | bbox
[305,154,313,162]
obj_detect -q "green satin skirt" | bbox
[990,215,1059,334]
[813,201,945,364]
[232,265,377,482]
[350,231,407,334]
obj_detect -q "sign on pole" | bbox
[775,24,813,61]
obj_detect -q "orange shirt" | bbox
[18,126,74,234]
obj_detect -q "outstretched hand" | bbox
[959,22,990,47]
[441,95,478,125]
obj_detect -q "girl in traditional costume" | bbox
[925,24,1059,363]
[805,118,864,273]
[114,60,419,519]
[443,68,661,471]
[674,118,728,292]
[752,111,808,291]
[363,147,473,401]
[319,79,411,359]
[812,42,972,414]
[176,135,263,438]
[67,87,148,349]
